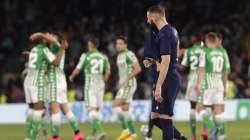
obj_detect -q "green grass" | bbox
[0,121,249,140]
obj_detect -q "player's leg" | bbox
[190,101,197,140]
[30,85,45,140]
[200,89,215,140]
[213,105,226,140]
[113,98,131,140]
[25,103,34,140]
[159,75,187,140]
[32,101,45,140]
[24,83,34,140]
[92,87,106,140]
[50,102,61,139]
[213,90,226,140]
[58,77,84,140]
[113,84,137,140]
[60,104,84,140]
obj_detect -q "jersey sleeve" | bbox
[103,55,111,72]
[199,50,205,68]
[42,47,56,63]
[159,32,171,55]
[126,51,138,64]
[223,50,231,73]
[181,49,189,66]
[76,53,86,70]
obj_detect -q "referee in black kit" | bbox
[143,5,188,140]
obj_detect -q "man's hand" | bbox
[69,75,74,82]
[154,85,163,103]
[119,78,129,89]
[143,59,153,68]
[61,39,69,49]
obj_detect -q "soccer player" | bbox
[24,32,66,140]
[146,5,187,140]
[69,36,111,140]
[112,35,141,140]
[195,32,230,140]
[45,33,84,140]
[181,33,204,140]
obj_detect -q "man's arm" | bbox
[30,32,58,45]
[156,55,170,88]
[104,69,111,82]
[69,54,86,82]
[223,72,228,98]
[51,39,68,65]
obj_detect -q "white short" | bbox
[48,76,68,104]
[203,88,224,106]
[185,86,199,102]
[24,80,44,104]
[116,82,137,103]
[84,84,104,109]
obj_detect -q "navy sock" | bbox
[160,119,173,140]
[173,126,181,138]
[147,118,154,137]
[152,118,162,129]
[173,126,188,140]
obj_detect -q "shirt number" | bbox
[190,55,199,70]
[211,56,224,72]
[28,52,38,68]
[90,59,104,74]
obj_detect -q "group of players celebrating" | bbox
[23,32,141,140]
[22,4,230,140]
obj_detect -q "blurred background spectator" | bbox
[0,0,249,103]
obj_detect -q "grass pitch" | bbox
[0,121,249,140]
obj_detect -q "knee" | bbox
[89,110,100,120]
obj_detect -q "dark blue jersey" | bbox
[156,24,179,71]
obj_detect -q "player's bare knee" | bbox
[112,99,123,107]
[213,104,224,115]
[50,102,60,113]
[34,101,44,110]
[121,103,129,111]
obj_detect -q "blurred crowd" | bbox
[0,0,250,103]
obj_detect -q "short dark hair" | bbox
[216,32,223,40]
[205,32,217,43]
[116,35,128,44]
[87,36,99,47]
[147,5,166,16]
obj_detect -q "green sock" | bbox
[69,118,80,132]
[214,115,226,135]
[126,117,136,134]
[95,118,104,133]
[190,110,196,136]
[25,114,33,138]
[51,113,60,137]
[52,123,60,137]
[31,115,42,140]
[91,118,99,135]
[201,110,211,129]
[118,114,128,130]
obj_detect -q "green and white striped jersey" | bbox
[116,48,138,85]
[199,46,230,90]
[76,50,110,86]
[25,44,56,86]
[47,43,66,96]
[181,44,204,83]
